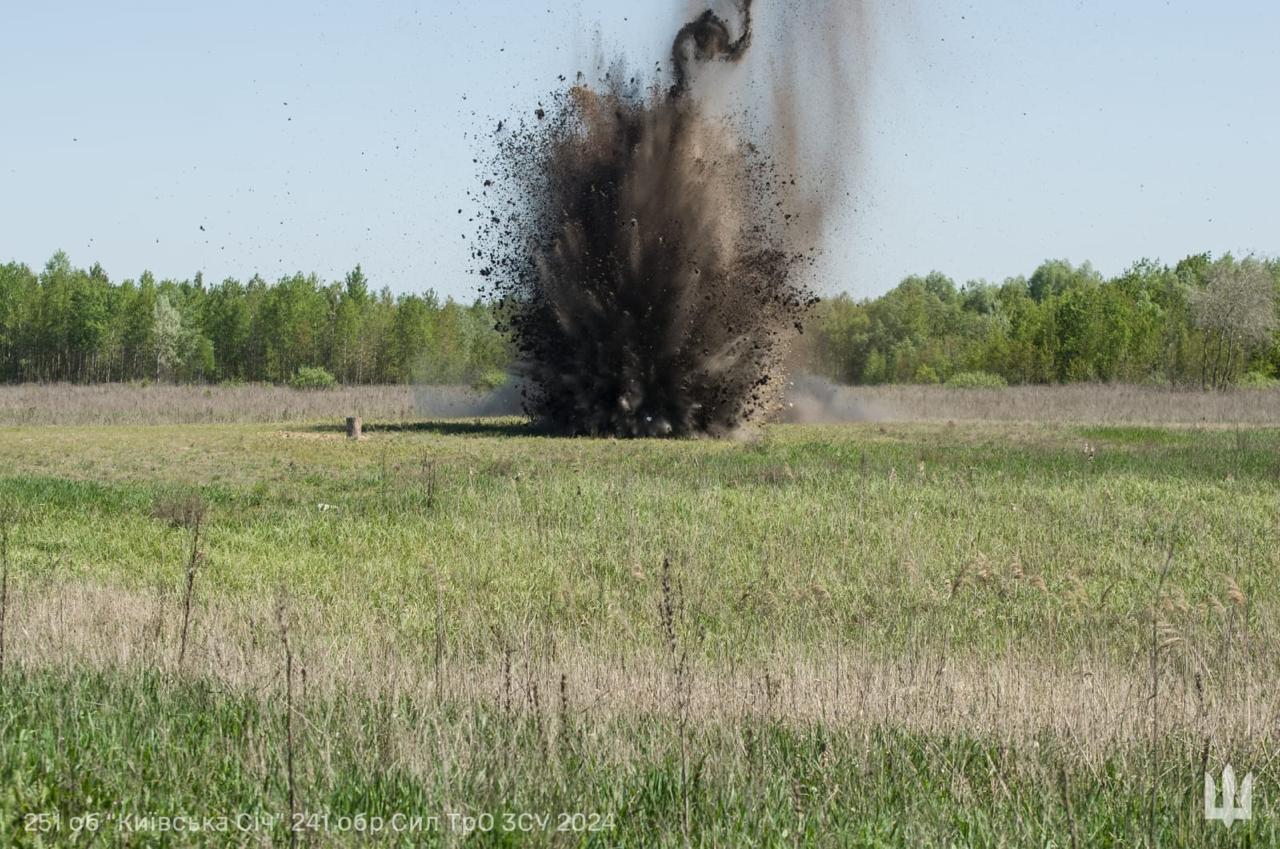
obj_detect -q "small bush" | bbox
[945,371,1008,389]
[1238,371,1278,389]
[914,365,941,385]
[289,367,338,391]
[470,369,509,393]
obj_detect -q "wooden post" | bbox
[346,416,362,439]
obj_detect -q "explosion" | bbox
[473,1,826,437]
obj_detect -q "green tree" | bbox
[1192,256,1278,389]
[121,274,157,379]
[153,293,183,381]
[1028,259,1102,302]
[0,262,38,381]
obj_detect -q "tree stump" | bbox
[346,416,362,439]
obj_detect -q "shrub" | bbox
[945,371,1008,389]
[914,365,941,385]
[289,367,338,391]
[1238,371,1279,389]
[470,369,509,393]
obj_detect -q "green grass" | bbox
[0,418,1277,845]
[2,421,1276,656]
[3,666,1276,848]
[2,669,1274,847]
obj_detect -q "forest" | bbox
[1,251,1277,388]
[0,252,508,387]
[803,253,1279,389]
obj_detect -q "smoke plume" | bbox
[473,1,855,437]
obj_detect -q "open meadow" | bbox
[1,385,1278,846]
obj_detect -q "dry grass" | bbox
[7,582,1276,761]
[844,383,1280,424]
[4,381,1279,426]
[0,382,418,426]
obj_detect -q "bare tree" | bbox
[1191,257,1278,389]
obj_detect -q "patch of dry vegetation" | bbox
[848,383,1280,424]
[6,582,1276,757]
[4,381,1279,427]
[0,382,417,426]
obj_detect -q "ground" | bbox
[0,388,1277,846]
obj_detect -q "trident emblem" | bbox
[1204,765,1253,827]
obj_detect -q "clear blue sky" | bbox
[2,0,1277,300]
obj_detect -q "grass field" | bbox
[1,391,1277,845]
[4,381,1280,425]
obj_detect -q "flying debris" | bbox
[474,0,825,438]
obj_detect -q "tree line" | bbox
[1,251,1277,388]
[0,252,509,386]
[803,254,1280,389]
